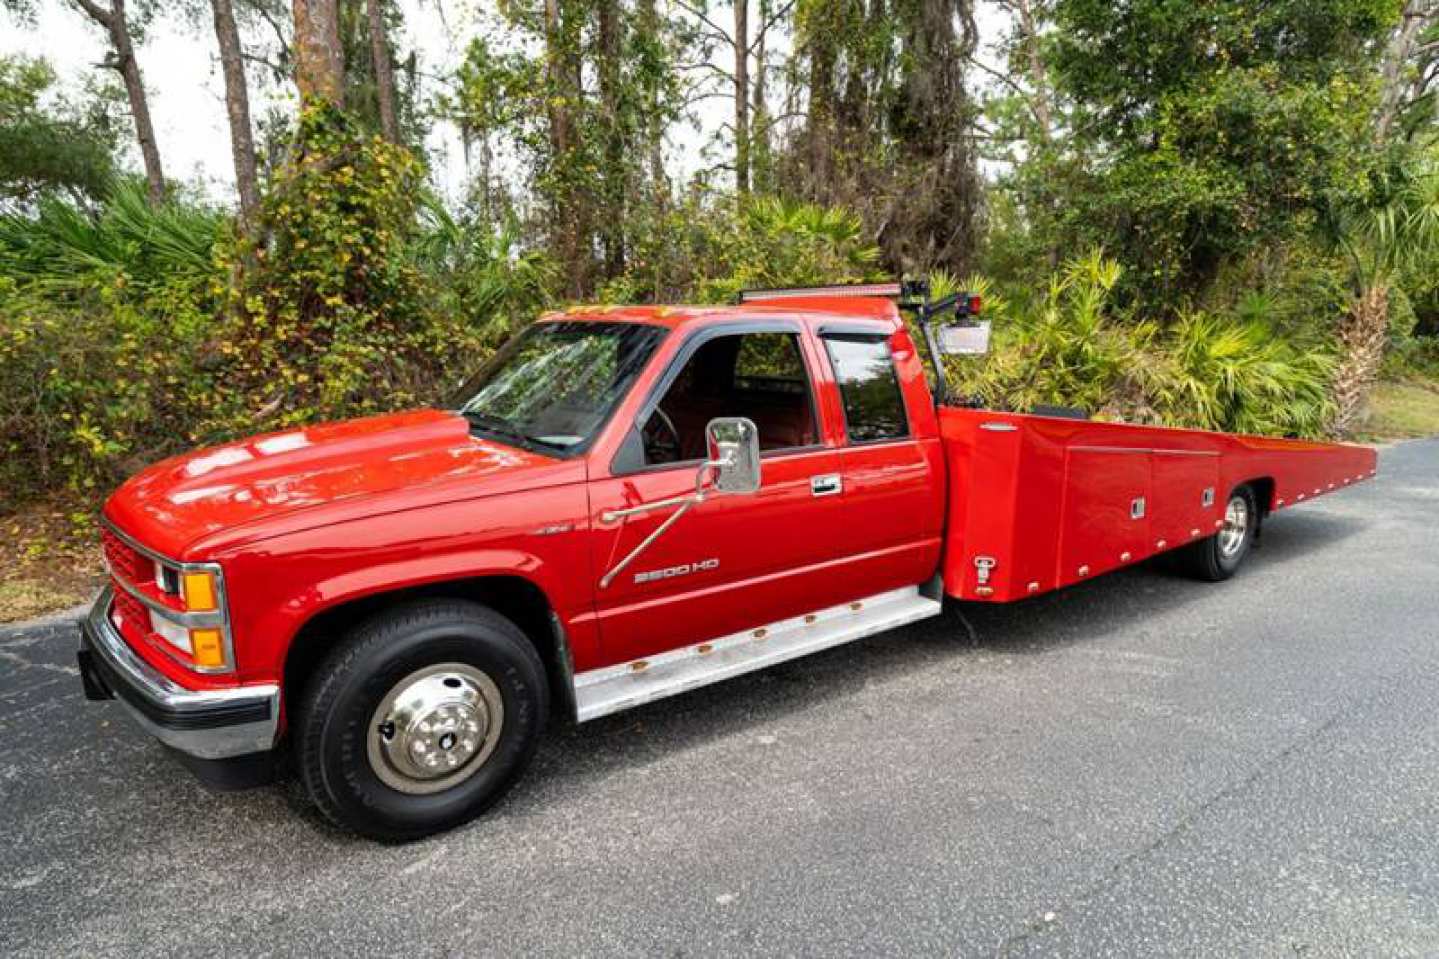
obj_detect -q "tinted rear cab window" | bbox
[823,335,908,443]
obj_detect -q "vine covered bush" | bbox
[209,103,465,434]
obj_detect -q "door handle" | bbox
[811,474,842,497]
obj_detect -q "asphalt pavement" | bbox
[3,438,1438,957]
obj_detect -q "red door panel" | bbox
[1149,450,1221,552]
[587,448,847,668]
[832,439,945,590]
[1057,448,1150,586]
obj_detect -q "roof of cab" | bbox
[538,295,902,332]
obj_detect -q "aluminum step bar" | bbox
[573,585,944,722]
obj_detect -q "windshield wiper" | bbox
[461,410,562,452]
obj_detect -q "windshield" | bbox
[449,321,666,455]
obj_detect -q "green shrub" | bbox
[209,103,440,434]
[599,194,882,305]
[947,251,1336,437]
[0,181,222,499]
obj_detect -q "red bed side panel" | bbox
[939,408,1378,603]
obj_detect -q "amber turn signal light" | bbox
[190,628,225,668]
[181,571,218,612]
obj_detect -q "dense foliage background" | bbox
[4,0,1439,508]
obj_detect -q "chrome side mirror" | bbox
[705,417,761,494]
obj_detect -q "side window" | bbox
[734,332,808,393]
[642,331,820,466]
[823,335,909,443]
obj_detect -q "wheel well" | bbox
[283,576,571,721]
[1237,477,1275,517]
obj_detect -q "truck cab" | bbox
[78,289,1377,840]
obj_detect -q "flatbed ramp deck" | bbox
[937,407,1378,603]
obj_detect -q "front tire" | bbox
[296,599,548,841]
[1183,485,1258,582]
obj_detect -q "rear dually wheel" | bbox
[1183,484,1258,582]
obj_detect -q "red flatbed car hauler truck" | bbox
[77,283,1377,839]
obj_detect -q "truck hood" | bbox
[104,409,581,558]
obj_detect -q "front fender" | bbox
[217,488,595,684]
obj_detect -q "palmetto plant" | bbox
[950,251,1335,437]
[0,178,220,298]
[1324,164,1439,434]
[413,197,555,345]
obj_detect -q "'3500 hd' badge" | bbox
[634,558,719,584]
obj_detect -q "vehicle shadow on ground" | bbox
[493,510,1370,825]
[248,510,1365,841]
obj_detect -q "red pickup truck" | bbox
[78,284,1377,839]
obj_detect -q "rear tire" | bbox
[296,599,548,841]
[1182,485,1258,582]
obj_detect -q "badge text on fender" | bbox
[634,558,720,584]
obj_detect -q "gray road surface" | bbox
[2,438,1437,957]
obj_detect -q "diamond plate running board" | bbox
[573,585,943,722]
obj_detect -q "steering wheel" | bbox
[643,406,684,464]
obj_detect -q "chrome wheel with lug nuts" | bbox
[368,664,504,795]
[297,599,548,841]
[1218,495,1250,559]
[1182,484,1258,582]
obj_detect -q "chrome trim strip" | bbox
[572,585,943,722]
[1069,445,1218,457]
[103,518,214,573]
[102,517,237,675]
[84,588,279,759]
[111,574,224,629]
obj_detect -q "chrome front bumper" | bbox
[77,587,279,761]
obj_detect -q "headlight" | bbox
[147,599,228,670]
[107,524,233,674]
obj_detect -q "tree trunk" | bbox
[292,0,344,107]
[734,0,750,194]
[210,0,260,221]
[543,0,588,297]
[1376,1,1437,142]
[637,0,667,198]
[597,0,626,277]
[807,25,835,199]
[1331,285,1391,435]
[1015,0,1052,142]
[366,0,400,141]
[72,0,166,204]
[750,0,769,193]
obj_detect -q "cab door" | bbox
[818,328,945,594]
[586,325,851,667]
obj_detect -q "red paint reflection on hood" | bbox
[104,409,570,558]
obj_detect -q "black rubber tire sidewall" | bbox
[298,601,547,841]
[1188,485,1257,581]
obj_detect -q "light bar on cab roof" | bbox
[738,282,904,303]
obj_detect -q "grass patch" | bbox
[0,499,101,624]
[1355,379,1439,442]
